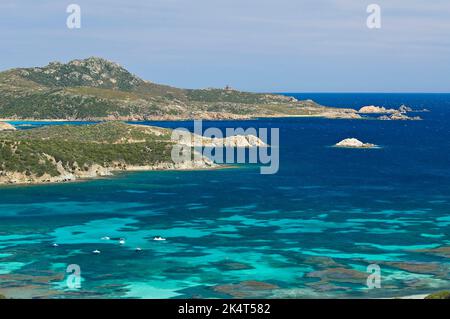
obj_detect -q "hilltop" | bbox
[0,57,358,120]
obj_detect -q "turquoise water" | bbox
[0,93,449,298]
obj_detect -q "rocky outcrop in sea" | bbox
[334,138,377,148]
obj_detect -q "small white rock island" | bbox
[358,105,396,114]
[334,138,377,149]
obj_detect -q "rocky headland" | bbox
[0,122,265,185]
[0,57,428,122]
[0,57,362,121]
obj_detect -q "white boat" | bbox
[92,249,101,254]
[119,238,126,245]
[52,243,59,247]
[153,236,166,241]
[101,236,111,240]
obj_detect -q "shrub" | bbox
[425,291,450,299]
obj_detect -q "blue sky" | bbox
[0,0,449,92]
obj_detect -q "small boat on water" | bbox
[135,247,142,252]
[92,250,101,254]
[101,236,111,240]
[153,236,166,241]
[52,243,59,247]
[119,238,126,245]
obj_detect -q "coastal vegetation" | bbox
[0,121,267,184]
[0,122,181,184]
[0,57,358,120]
[425,291,450,299]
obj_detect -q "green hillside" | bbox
[0,57,349,120]
[0,122,174,180]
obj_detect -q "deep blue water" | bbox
[0,93,449,298]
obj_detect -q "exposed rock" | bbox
[20,56,144,91]
[206,134,267,148]
[321,110,362,119]
[176,131,268,148]
[378,112,422,121]
[399,104,413,113]
[0,122,16,131]
[358,104,425,120]
[334,138,377,148]
[399,104,430,113]
[359,105,426,120]
[0,157,216,185]
[359,105,397,114]
[390,112,422,120]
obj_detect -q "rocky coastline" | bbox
[0,158,217,185]
[358,104,424,121]
[0,122,266,185]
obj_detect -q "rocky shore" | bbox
[0,157,216,185]
[0,122,266,185]
[359,105,397,114]
[358,104,424,120]
[378,113,422,121]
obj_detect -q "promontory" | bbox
[0,122,265,185]
[0,57,361,121]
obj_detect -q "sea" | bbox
[0,93,449,299]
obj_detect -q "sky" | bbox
[0,0,449,92]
